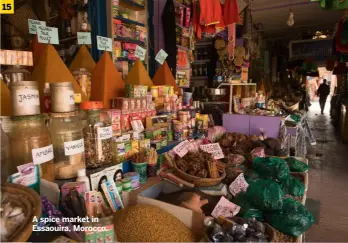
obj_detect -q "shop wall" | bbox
[153,0,166,69]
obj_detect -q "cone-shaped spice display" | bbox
[90,51,125,109]
[152,61,180,94]
[29,35,46,71]
[32,45,87,112]
[125,59,153,86]
[69,45,96,73]
[1,81,11,116]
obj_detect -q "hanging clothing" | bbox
[222,0,241,25]
[199,0,222,26]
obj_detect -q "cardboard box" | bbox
[122,180,205,237]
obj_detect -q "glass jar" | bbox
[48,111,85,179]
[1,127,10,183]
[80,101,113,168]
[72,68,92,100]
[2,65,31,87]
[9,114,55,182]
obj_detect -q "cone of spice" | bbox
[69,45,96,74]
[125,59,153,86]
[152,61,181,95]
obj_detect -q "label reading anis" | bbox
[98,126,113,140]
[64,139,85,156]
[16,89,40,106]
[32,145,54,165]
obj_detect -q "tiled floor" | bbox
[304,100,348,241]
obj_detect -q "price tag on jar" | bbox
[211,196,241,219]
[200,143,225,160]
[32,144,54,165]
[28,19,46,34]
[155,49,168,65]
[98,126,113,140]
[96,36,112,52]
[64,139,85,156]
[173,140,190,158]
[77,32,92,45]
[37,26,59,45]
[228,173,249,196]
[64,91,75,105]
[134,45,146,61]
[16,89,40,106]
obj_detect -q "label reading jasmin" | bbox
[16,89,40,106]
[211,196,241,219]
[32,145,54,165]
[37,26,59,45]
[98,126,113,140]
[64,139,85,156]
[200,143,224,160]
[28,19,46,34]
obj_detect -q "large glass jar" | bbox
[9,114,55,182]
[1,127,10,183]
[2,65,31,87]
[48,111,86,179]
[80,101,113,168]
[72,68,92,100]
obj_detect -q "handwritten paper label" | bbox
[173,140,190,157]
[134,45,146,61]
[96,36,112,52]
[155,49,168,65]
[64,139,85,156]
[65,90,75,105]
[200,143,225,160]
[211,196,241,218]
[16,89,39,106]
[77,32,92,45]
[228,173,249,196]
[98,126,113,140]
[32,145,54,165]
[28,19,46,34]
[37,26,59,44]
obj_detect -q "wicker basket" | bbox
[165,153,226,187]
[1,183,42,242]
[204,217,276,242]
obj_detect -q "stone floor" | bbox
[304,99,348,241]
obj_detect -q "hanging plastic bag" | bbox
[245,179,284,211]
[252,157,290,182]
[281,176,305,197]
[266,198,314,236]
[285,157,309,172]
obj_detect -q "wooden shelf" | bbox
[60,35,77,43]
[114,16,145,27]
[190,76,209,80]
[119,0,145,11]
[114,36,146,46]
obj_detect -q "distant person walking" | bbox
[317,79,330,114]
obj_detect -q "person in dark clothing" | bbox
[317,79,330,114]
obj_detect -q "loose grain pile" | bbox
[274,229,296,242]
[114,205,197,242]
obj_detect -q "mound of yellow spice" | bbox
[114,205,197,242]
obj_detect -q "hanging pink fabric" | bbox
[228,23,236,59]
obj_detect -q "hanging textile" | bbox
[199,0,222,26]
[227,24,236,59]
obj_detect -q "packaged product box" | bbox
[111,97,130,114]
[146,115,169,129]
[151,138,168,150]
[145,127,168,140]
[129,115,144,132]
[121,114,131,131]
[140,97,147,111]
[139,139,150,153]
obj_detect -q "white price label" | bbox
[98,126,113,140]
[173,140,190,158]
[37,26,59,45]
[64,139,85,156]
[32,145,54,165]
[28,19,46,34]
[77,32,92,45]
[211,196,241,219]
[96,36,112,52]
[228,173,249,196]
[134,45,146,61]
[200,143,225,160]
[16,89,40,106]
[155,49,168,65]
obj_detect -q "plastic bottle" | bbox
[76,168,91,192]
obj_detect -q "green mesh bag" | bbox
[252,157,290,182]
[285,157,309,172]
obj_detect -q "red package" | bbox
[140,97,147,111]
[135,98,141,111]
[121,114,131,131]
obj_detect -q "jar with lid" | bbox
[1,127,10,183]
[3,65,31,87]
[9,114,55,182]
[48,111,85,179]
[72,68,92,100]
[50,82,75,113]
[80,101,113,168]
[10,81,40,116]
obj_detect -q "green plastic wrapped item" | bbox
[245,179,284,211]
[290,114,301,123]
[281,176,305,196]
[285,157,309,172]
[233,192,264,221]
[266,198,314,236]
[252,157,290,182]
[244,170,260,183]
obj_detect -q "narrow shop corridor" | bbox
[305,100,348,241]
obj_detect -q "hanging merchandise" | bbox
[48,111,85,179]
[9,114,55,182]
[80,101,113,168]
[336,17,348,53]
[227,24,236,59]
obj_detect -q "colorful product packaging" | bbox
[111,97,130,114]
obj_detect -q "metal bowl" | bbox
[206,88,227,101]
